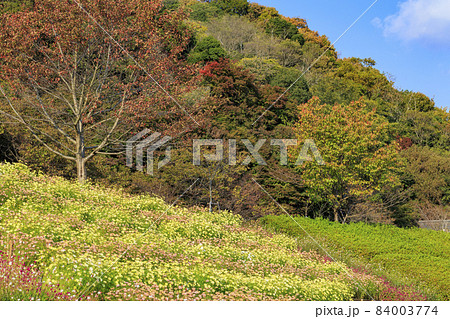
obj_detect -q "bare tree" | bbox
[0,0,196,182]
[207,15,258,54]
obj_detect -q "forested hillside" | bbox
[0,0,449,302]
[1,0,449,227]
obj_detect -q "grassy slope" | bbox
[1,163,383,301]
[261,215,450,300]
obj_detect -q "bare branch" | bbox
[84,91,127,162]
[0,84,76,161]
[26,74,77,145]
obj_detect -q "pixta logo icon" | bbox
[126,129,172,176]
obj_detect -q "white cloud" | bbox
[380,0,450,43]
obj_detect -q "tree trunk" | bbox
[76,120,87,183]
[334,208,339,223]
[209,178,213,213]
[76,156,87,183]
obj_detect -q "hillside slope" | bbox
[0,164,439,301]
[1,163,385,301]
[1,0,448,226]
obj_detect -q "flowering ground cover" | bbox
[0,163,431,301]
[261,215,450,300]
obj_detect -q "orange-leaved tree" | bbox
[0,0,199,182]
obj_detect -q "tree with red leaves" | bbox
[0,0,199,182]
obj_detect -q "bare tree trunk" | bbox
[334,207,339,223]
[76,120,87,183]
[209,178,213,213]
[76,156,87,183]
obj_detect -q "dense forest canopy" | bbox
[1,0,449,227]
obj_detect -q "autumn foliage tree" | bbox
[0,0,199,182]
[292,97,404,222]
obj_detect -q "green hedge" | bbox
[261,215,450,300]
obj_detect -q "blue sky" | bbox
[255,0,450,110]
